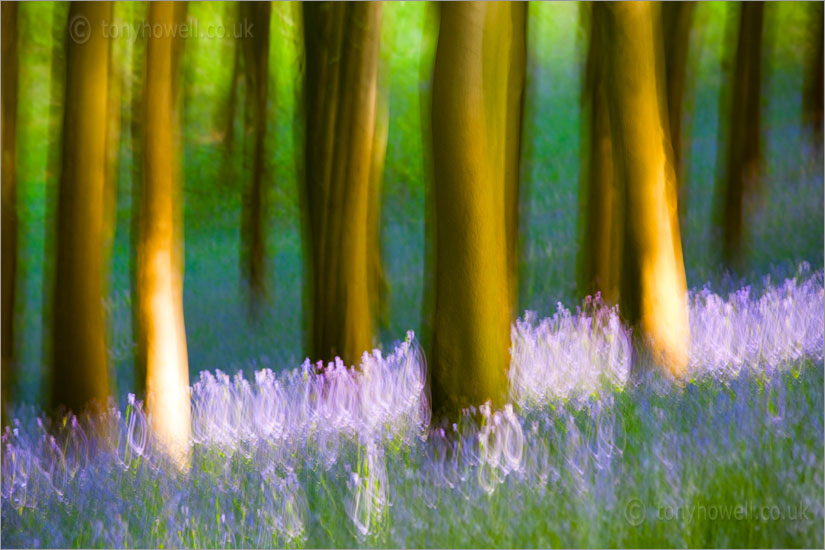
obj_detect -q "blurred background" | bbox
[6,1,823,407]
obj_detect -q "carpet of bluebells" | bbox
[2,267,824,548]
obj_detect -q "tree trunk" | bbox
[803,1,823,143]
[578,3,621,303]
[2,1,19,426]
[302,2,384,367]
[51,1,113,415]
[720,2,764,268]
[130,1,148,398]
[505,3,527,320]
[135,1,191,466]
[661,2,696,183]
[41,2,70,408]
[599,2,689,376]
[429,2,525,418]
[103,4,124,276]
[219,2,241,185]
[368,66,389,329]
[240,1,271,319]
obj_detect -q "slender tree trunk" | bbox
[720,2,764,268]
[2,1,19,426]
[240,1,271,319]
[135,1,190,466]
[661,2,696,183]
[578,3,621,303]
[130,1,148,398]
[51,1,113,415]
[41,2,70,408]
[429,2,525,417]
[302,2,384,367]
[598,2,689,376]
[220,2,241,183]
[803,1,824,143]
[103,4,123,269]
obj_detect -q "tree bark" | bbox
[219,4,242,184]
[51,1,113,415]
[598,2,689,376]
[803,1,823,143]
[41,2,70,408]
[2,1,19,426]
[429,2,525,417]
[661,1,696,183]
[578,3,621,303]
[103,4,124,280]
[239,1,271,319]
[505,3,527,320]
[719,2,764,268]
[302,2,384,367]
[130,1,148,398]
[135,1,191,466]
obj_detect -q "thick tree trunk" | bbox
[2,1,19,426]
[599,2,689,376]
[51,1,113,415]
[240,1,271,319]
[720,2,764,268]
[429,2,525,417]
[302,2,384,367]
[135,1,191,466]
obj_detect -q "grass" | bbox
[3,2,824,547]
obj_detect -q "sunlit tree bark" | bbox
[51,1,113,414]
[134,1,191,466]
[803,1,823,143]
[719,2,764,268]
[599,2,689,376]
[239,1,271,319]
[429,2,526,417]
[2,1,19,426]
[301,2,385,366]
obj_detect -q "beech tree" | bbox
[2,1,19,425]
[239,1,271,318]
[301,2,387,367]
[133,1,191,465]
[51,1,113,415]
[429,2,526,417]
[583,2,690,376]
[803,1,823,143]
[718,2,764,267]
